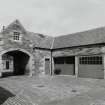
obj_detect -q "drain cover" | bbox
[71,89,77,93]
[37,85,45,88]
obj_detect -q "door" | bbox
[45,58,50,75]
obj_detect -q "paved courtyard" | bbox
[1,75,105,105]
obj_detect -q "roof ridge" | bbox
[53,26,105,49]
[56,26,105,38]
[2,19,27,34]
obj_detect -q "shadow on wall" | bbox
[0,87,15,104]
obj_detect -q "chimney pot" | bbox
[3,26,5,30]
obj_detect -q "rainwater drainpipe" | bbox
[51,49,53,76]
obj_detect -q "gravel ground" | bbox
[0,75,105,105]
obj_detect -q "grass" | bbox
[0,87,15,104]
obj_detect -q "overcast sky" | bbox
[0,0,105,36]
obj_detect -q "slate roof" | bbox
[26,31,54,49]
[2,19,26,34]
[53,27,105,49]
[2,20,105,49]
[1,19,54,49]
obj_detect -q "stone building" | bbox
[52,27,105,79]
[1,19,105,79]
[0,20,53,77]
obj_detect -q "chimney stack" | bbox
[3,26,5,31]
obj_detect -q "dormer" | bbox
[2,19,26,43]
[13,31,21,42]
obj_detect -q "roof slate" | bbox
[2,20,105,49]
[1,20,54,49]
[53,27,105,49]
[26,31,54,49]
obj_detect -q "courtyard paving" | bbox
[1,75,105,105]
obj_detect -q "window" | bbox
[54,56,75,64]
[6,61,9,69]
[45,58,50,61]
[65,57,75,64]
[79,56,102,65]
[13,32,20,40]
[54,57,65,64]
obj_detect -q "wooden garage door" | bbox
[54,56,75,75]
[78,56,104,79]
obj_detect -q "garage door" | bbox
[54,56,75,75]
[78,56,104,79]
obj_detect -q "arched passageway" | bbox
[2,50,31,77]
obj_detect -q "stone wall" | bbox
[52,45,105,57]
[0,21,52,76]
[0,32,33,54]
[0,34,51,76]
[32,49,51,76]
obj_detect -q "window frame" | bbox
[79,56,102,65]
[13,32,20,41]
[54,56,75,64]
[54,57,65,64]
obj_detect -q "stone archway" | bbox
[0,48,34,77]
